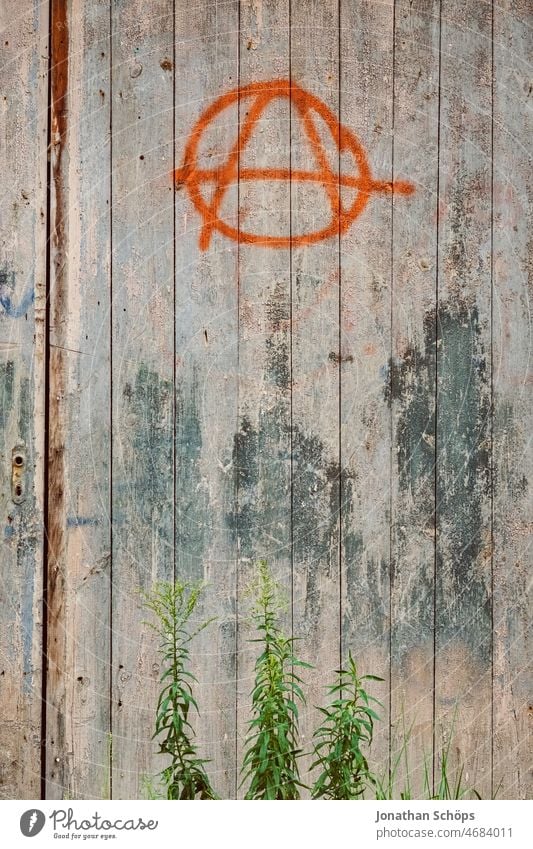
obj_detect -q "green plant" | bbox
[141,773,163,800]
[375,711,483,800]
[375,711,414,800]
[142,579,217,799]
[430,737,481,800]
[241,560,311,799]
[311,652,383,799]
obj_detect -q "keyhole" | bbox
[12,449,26,503]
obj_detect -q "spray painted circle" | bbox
[175,79,414,250]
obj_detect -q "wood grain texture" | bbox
[0,0,48,799]
[389,0,440,796]
[110,0,175,798]
[290,0,340,791]
[339,0,394,781]
[174,0,239,800]
[45,0,70,798]
[45,0,111,800]
[492,0,532,800]
[236,0,292,798]
[435,0,493,798]
[0,0,530,801]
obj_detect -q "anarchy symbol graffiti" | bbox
[175,79,414,250]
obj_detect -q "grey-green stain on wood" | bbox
[175,373,209,580]
[437,302,491,654]
[0,0,47,800]
[0,361,15,432]
[122,364,174,555]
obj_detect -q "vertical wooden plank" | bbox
[390,0,439,794]
[174,0,239,800]
[45,0,111,800]
[0,0,48,799]
[111,0,175,798]
[290,0,340,787]
[435,0,492,797]
[339,0,395,779]
[493,0,532,800]
[236,0,292,797]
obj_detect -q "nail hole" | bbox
[14,455,23,466]
[15,485,22,496]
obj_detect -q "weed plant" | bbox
[311,653,383,799]
[142,580,217,799]
[142,567,485,802]
[375,712,482,800]
[241,561,312,799]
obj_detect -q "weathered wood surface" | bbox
[0,0,48,799]
[174,0,239,799]
[434,0,493,798]
[110,0,175,798]
[290,0,341,789]
[45,0,111,800]
[235,0,293,799]
[340,0,394,781]
[0,0,530,800]
[492,0,532,799]
[390,0,439,795]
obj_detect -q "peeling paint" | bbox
[265,280,290,390]
[494,400,529,501]
[17,377,31,446]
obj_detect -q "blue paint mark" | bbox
[0,267,34,318]
[67,516,99,527]
[4,525,15,539]
[0,287,35,318]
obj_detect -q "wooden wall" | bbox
[0,0,530,800]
